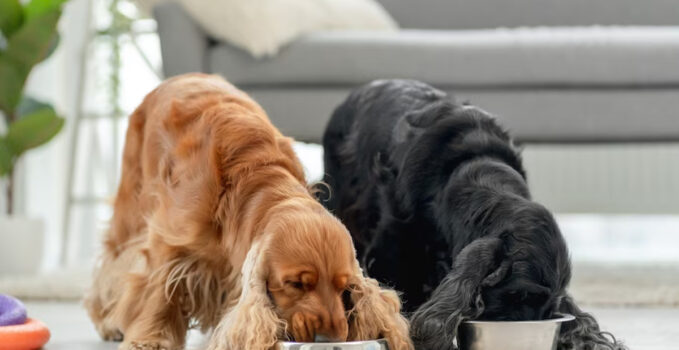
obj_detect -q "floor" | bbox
[25,302,679,350]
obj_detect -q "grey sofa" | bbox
[154,0,679,143]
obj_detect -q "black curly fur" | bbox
[319,79,626,350]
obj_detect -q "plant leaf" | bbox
[0,10,61,113]
[0,138,12,176]
[0,56,27,115]
[6,107,64,155]
[5,10,61,67]
[44,32,60,60]
[0,0,23,39]
[17,95,52,118]
[24,0,69,23]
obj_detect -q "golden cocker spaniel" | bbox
[84,74,412,350]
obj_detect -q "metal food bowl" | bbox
[278,339,388,350]
[457,314,575,350]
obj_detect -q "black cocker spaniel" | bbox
[320,79,625,350]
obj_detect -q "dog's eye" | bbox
[342,289,354,311]
[287,281,304,290]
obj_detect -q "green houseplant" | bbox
[0,0,67,275]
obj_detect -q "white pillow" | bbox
[141,0,398,58]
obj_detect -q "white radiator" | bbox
[522,143,679,214]
[297,142,679,214]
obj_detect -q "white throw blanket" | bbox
[138,0,397,57]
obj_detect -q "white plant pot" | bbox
[0,217,44,276]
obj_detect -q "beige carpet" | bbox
[570,263,679,307]
[0,266,91,300]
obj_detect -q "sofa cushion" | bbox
[177,0,397,58]
[246,87,679,143]
[377,0,679,29]
[208,26,679,87]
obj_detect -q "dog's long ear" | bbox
[557,294,626,350]
[410,237,509,350]
[207,238,285,350]
[346,260,413,350]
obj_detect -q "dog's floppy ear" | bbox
[346,260,413,350]
[207,237,285,350]
[557,294,626,350]
[410,237,508,350]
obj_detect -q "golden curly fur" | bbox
[84,74,412,350]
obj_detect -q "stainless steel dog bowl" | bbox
[278,339,388,350]
[457,314,575,350]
